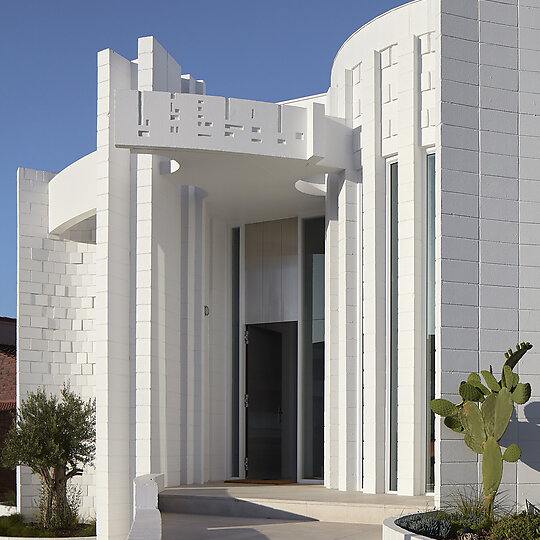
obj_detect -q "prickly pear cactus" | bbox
[430,342,533,522]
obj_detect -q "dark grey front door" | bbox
[245,322,298,480]
[246,325,282,479]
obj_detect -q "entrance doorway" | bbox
[245,322,297,480]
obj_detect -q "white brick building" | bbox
[17,0,540,538]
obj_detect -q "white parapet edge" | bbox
[382,515,432,540]
[126,473,165,540]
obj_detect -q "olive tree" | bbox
[2,385,95,530]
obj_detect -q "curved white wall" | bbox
[322,0,440,496]
[49,150,98,234]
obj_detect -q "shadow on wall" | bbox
[501,401,540,473]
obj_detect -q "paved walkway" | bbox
[162,512,382,540]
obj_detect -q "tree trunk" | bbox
[43,483,53,529]
[51,466,71,529]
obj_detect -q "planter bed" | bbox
[383,515,432,540]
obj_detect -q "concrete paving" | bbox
[162,512,382,540]
[159,482,433,525]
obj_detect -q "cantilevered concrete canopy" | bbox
[144,149,332,224]
[114,88,352,224]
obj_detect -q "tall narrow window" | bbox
[302,217,325,480]
[389,162,398,492]
[231,227,240,477]
[426,154,436,492]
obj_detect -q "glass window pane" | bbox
[389,162,398,492]
[426,154,436,492]
[231,227,240,477]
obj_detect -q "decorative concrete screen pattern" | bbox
[115,90,312,160]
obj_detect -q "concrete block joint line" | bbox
[16,1,540,538]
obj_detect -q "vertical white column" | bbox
[135,36,183,481]
[324,176,339,489]
[361,50,387,494]
[396,36,426,496]
[94,49,135,540]
[337,175,361,491]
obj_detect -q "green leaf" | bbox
[502,444,521,463]
[431,399,459,417]
[482,370,501,393]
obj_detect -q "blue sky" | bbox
[0,0,404,318]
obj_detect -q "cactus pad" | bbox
[482,393,497,438]
[493,388,513,440]
[502,444,521,462]
[460,401,486,454]
[431,399,459,417]
[502,365,513,389]
[511,382,531,405]
[468,373,489,395]
[444,416,464,433]
[504,342,533,370]
[483,436,503,498]
[460,381,485,402]
[464,433,485,454]
[481,370,501,393]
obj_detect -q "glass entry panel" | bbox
[302,217,325,480]
[245,322,297,480]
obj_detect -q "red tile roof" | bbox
[0,402,15,411]
[0,346,15,403]
[0,345,15,359]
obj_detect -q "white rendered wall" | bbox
[17,168,96,519]
[437,0,540,508]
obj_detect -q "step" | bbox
[158,483,433,525]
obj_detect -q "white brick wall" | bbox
[516,0,540,506]
[17,167,96,519]
[438,0,540,509]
